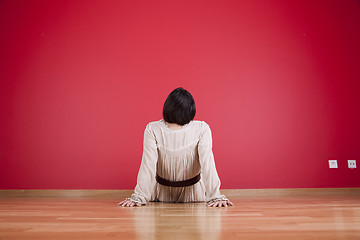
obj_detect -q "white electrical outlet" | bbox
[348,160,356,168]
[329,160,338,168]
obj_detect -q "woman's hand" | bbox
[118,199,142,207]
[207,200,234,207]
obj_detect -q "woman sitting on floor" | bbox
[119,87,234,208]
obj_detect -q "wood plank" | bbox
[0,189,359,239]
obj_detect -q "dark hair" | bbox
[162,87,196,125]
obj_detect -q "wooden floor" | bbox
[0,189,360,240]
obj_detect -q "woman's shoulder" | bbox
[145,119,210,131]
[191,120,210,128]
[145,120,162,130]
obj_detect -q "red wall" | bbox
[1,0,359,190]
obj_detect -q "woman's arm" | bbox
[198,122,234,207]
[119,123,158,207]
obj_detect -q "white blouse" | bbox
[127,119,228,205]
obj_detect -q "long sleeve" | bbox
[128,123,158,205]
[198,122,229,204]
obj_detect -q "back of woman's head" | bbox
[162,87,196,125]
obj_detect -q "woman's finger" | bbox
[208,200,235,207]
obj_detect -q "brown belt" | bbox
[156,173,201,187]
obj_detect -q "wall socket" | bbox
[348,160,357,168]
[329,160,338,168]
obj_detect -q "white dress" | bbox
[128,119,228,205]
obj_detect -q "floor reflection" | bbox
[132,202,225,240]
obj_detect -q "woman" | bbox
[119,87,234,207]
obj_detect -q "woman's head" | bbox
[162,87,196,125]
